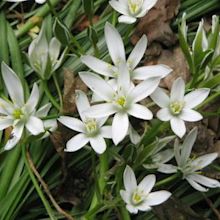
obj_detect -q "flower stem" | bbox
[155,173,179,188]
[52,74,63,111]
[119,207,131,220]
[41,80,60,111]
[22,144,57,220]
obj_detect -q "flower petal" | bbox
[123,165,137,192]
[89,135,107,154]
[100,126,112,139]
[127,35,147,70]
[157,108,172,121]
[126,204,138,214]
[184,88,210,108]
[104,23,126,65]
[4,122,24,150]
[191,153,218,170]
[118,15,137,24]
[120,190,130,203]
[157,164,177,174]
[145,191,171,206]
[79,72,114,101]
[170,77,185,102]
[186,176,208,192]
[75,90,90,121]
[136,0,157,18]
[128,104,153,120]
[138,174,156,194]
[180,127,197,166]
[170,117,186,138]
[179,109,203,122]
[128,124,141,144]
[0,98,14,115]
[150,87,170,108]
[26,116,44,135]
[49,38,61,63]
[129,77,160,103]
[137,203,151,212]
[65,133,89,152]
[58,116,85,132]
[133,65,172,80]
[112,112,129,145]
[81,55,115,77]
[0,118,13,130]
[25,83,40,113]
[109,0,129,16]
[36,103,52,117]
[117,63,131,92]
[84,103,116,118]
[1,62,24,107]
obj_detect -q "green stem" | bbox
[155,173,179,188]
[22,144,57,220]
[52,74,63,112]
[41,80,60,111]
[119,207,131,220]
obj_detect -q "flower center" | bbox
[128,0,143,15]
[12,109,23,119]
[169,101,184,115]
[131,190,145,205]
[116,96,126,107]
[85,118,98,136]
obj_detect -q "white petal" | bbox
[179,109,203,122]
[170,77,185,102]
[25,116,44,135]
[65,133,89,152]
[127,35,147,70]
[35,0,46,3]
[133,65,172,80]
[58,116,85,132]
[128,124,141,144]
[25,83,39,113]
[129,77,160,103]
[0,117,13,130]
[36,103,52,117]
[100,126,112,138]
[1,62,24,107]
[123,165,137,192]
[155,149,174,164]
[117,63,131,92]
[43,119,57,132]
[157,164,177,174]
[150,87,170,108]
[184,88,210,108]
[188,174,220,188]
[118,15,137,24]
[49,38,61,63]
[89,135,107,154]
[180,127,197,166]
[126,204,138,214]
[142,0,157,11]
[128,104,153,120]
[109,0,129,16]
[145,191,171,206]
[0,98,14,115]
[137,203,151,212]
[191,153,218,170]
[84,103,116,118]
[112,113,129,145]
[157,108,172,121]
[186,176,208,192]
[120,190,130,203]
[81,55,115,77]
[79,72,114,101]
[170,117,186,138]
[75,90,90,121]
[4,123,24,150]
[138,174,156,194]
[104,23,126,65]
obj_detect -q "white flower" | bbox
[150,77,210,138]
[28,24,64,80]
[79,64,160,145]
[158,128,220,192]
[120,165,171,214]
[0,63,46,150]
[58,90,112,154]
[109,0,157,24]
[6,0,46,4]
[81,23,171,84]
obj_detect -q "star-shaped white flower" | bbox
[109,0,158,24]
[158,128,220,192]
[58,90,112,154]
[6,0,46,4]
[151,77,210,138]
[0,63,47,150]
[79,64,160,145]
[81,23,171,84]
[120,165,171,214]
